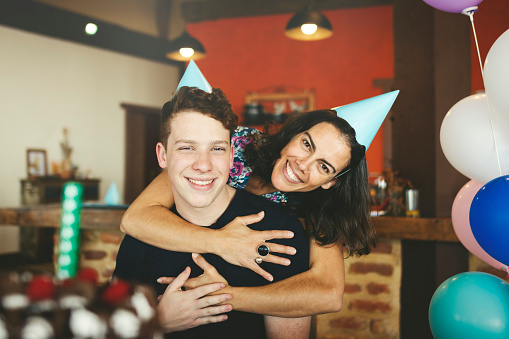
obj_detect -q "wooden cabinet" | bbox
[20,178,100,205]
[18,178,101,262]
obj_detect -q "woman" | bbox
[120,95,376,318]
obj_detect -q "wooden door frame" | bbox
[122,103,162,204]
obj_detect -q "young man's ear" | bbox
[156,142,167,169]
[321,178,337,190]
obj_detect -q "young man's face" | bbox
[156,111,233,211]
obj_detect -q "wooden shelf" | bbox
[245,91,315,109]
[20,178,100,205]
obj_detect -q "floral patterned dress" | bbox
[228,126,290,204]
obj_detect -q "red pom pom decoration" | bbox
[27,275,55,301]
[102,279,130,305]
[77,267,99,285]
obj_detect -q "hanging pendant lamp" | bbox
[166,30,206,61]
[285,4,333,41]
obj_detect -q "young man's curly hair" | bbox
[160,86,238,148]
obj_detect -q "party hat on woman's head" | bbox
[176,60,212,93]
[332,90,399,150]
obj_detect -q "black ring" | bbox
[257,244,270,257]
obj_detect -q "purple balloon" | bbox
[422,0,483,13]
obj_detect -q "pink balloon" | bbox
[422,0,483,13]
[452,180,506,271]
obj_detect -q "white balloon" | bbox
[440,93,509,183]
[484,29,509,119]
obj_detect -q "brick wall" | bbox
[80,230,124,284]
[316,240,402,339]
[60,229,509,339]
[68,232,404,337]
[54,229,124,284]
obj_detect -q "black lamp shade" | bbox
[285,5,333,41]
[166,31,206,61]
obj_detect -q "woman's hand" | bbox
[157,266,232,333]
[214,212,297,281]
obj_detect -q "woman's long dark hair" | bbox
[245,109,377,257]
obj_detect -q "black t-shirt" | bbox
[113,189,309,339]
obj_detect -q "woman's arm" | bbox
[120,170,297,281]
[120,170,213,253]
[182,239,345,317]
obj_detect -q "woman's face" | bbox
[271,122,351,193]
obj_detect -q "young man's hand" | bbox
[157,266,232,333]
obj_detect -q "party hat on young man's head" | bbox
[332,90,399,150]
[176,60,212,93]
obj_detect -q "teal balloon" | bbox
[176,60,212,93]
[429,272,509,339]
[332,90,399,150]
[470,175,509,266]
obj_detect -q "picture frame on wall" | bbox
[244,89,315,125]
[27,149,48,178]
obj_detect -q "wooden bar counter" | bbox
[0,205,461,339]
[0,205,458,242]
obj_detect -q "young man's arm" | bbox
[264,316,311,339]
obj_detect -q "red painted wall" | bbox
[188,6,394,173]
[187,0,508,173]
[470,0,509,93]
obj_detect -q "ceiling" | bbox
[0,0,391,66]
[33,0,392,39]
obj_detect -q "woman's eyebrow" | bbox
[306,132,337,173]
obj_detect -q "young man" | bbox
[113,86,310,338]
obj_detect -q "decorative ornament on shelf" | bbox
[105,182,121,205]
[59,128,74,179]
[381,169,414,217]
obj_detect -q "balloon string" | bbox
[467,11,503,176]
[468,12,484,76]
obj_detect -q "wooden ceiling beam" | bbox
[181,0,392,23]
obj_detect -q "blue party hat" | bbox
[332,90,399,150]
[176,60,212,93]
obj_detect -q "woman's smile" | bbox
[285,161,302,183]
